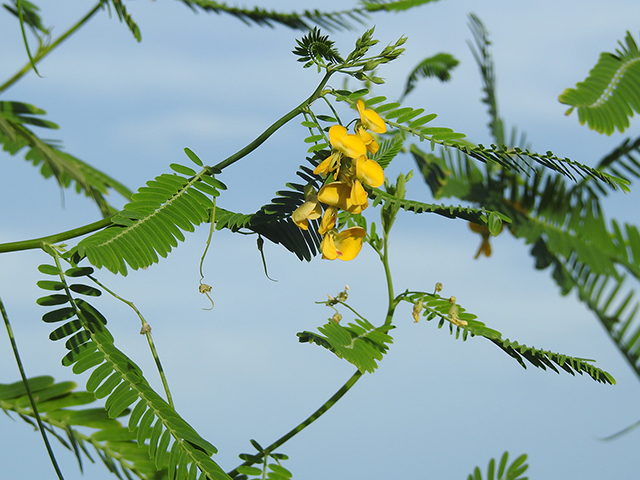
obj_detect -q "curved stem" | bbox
[226,369,363,478]
[0,2,103,94]
[376,226,396,326]
[0,216,112,253]
[87,275,174,408]
[212,70,334,172]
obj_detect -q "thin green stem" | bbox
[380,229,396,326]
[0,216,112,253]
[199,198,216,279]
[226,369,363,478]
[211,71,334,172]
[0,2,103,94]
[87,275,174,408]
[0,295,65,480]
[0,69,333,255]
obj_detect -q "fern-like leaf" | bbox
[215,154,326,261]
[0,376,167,479]
[369,186,511,230]
[292,27,343,68]
[3,0,48,36]
[0,100,133,216]
[37,261,230,480]
[297,318,394,373]
[362,0,439,11]
[467,13,505,146]
[401,52,459,98]
[102,0,141,41]
[71,150,226,274]
[559,31,640,135]
[179,0,435,31]
[406,292,615,384]
[468,452,529,480]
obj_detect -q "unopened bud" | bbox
[332,313,342,323]
[337,285,349,302]
[435,282,443,293]
[412,298,423,323]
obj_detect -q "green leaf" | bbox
[42,307,76,323]
[298,319,394,373]
[38,264,61,275]
[170,163,197,176]
[0,376,54,400]
[36,280,65,291]
[68,284,102,297]
[559,31,640,134]
[184,147,203,166]
[65,266,95,277]
[36,294,70,306]
[402,52,459,97]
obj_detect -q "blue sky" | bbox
[1,1,640,479]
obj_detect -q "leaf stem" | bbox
[87,275,175,408]
[0,2,103,94]
[0,295,65,480]
[0,216,112,253]
[226,369,363,478]
[211,71,334,172]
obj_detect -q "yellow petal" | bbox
[318,181,350,209]
[313,152,339,176]
[292,197,322,230]
[334,227,367,261]
[329,124,366,158]
[293,217,309,230]
[319,206,337,235]
[356,127,374,145]
[355,156,384,188]
[349,179,369,206]
[321,233,338,260]
[356,99,387,134]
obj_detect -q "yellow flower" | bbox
[321,227,367,261]
[292,184,322,230]
[318,181,367,214]
[356,99,387,134]
[355,155,384,188]
[469,222,503,258]
[329,125,367,158]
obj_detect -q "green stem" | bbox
[380,229,396,326]
[0,216,112,253]
[199,198,216,280]
[0,295,65,480]
[0,69,334,255]
[211,70,334,172]
[87,275,174,408]
[0,2,103,94]
[226,369,363,478]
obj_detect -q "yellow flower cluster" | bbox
[293,100,387,261]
